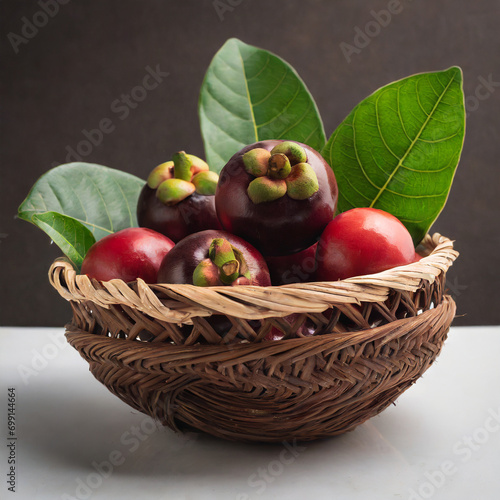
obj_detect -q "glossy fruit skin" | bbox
[413,252,423,262]
[81,227,175,283]
[264,313,316,341]
[201,316,262,341]
[316,208,416,281]
[265,242,318,286]
[137,185,222,243]
[215,140,338,257]
[157,229,271,286]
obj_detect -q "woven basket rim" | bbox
[65,295,455,364]
[49,232,457,322]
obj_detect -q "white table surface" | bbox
[1,326,499,500]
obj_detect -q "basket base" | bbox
[66,295,456,443]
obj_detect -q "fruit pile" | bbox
[19,39,465,343]
[81,139,419,293]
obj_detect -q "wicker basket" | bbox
[49,233,458,443]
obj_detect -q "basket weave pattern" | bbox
[50,233,458,442]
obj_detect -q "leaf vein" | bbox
[415,79,431,117]
[375,90,401,161]
[109,175,134,228]
[397,86,412,142]
[205,84,254,122]
[417,131,459,144]
[203,110,250,144]
[256,82,302,129]
[276,100,313,139]
[352,109,384,192]
[384,188,448,199]
[80,171,114,232]
[60,174,89,220]
[236,46,258,142]
[303,124,320,144]
[211,70,247,100]
[252,67,289,107]
[245,54,271,81]
[368,74,456,208]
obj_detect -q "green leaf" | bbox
[199,38,326,173]
[31,212,96,271]
[322,67,465,244]
[18,163,145,241]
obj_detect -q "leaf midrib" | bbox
[33,209,113,235]
[33,213,87,264]
[20,168,140,234]
[366,74,456,208]
[235,45,258,143]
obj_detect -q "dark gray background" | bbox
[1,0,499,326]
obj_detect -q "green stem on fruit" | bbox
[242,148,270,177]
[193,238,252,286]
[247,177,287,204]
[270,141,307,165]
[209,238,240,284]
[147,161,174,189]
[244,142,319,204]
[172,151,193,182]
[192,259,222,286]
[232,247,251,280]
[268,153,291,180]
[156,178,195,206]
[285,162,319,200]
[192,170,219,195]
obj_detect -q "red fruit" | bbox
[157,229,271,287]
[81,227,174,283]
[215,140,338,256]
[265,242,318,285]
[316,208,416,281]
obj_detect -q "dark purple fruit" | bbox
[215,140,338,256]
[265,242,318,286]
[264,314,316,341]
[137,152,222,242]
[157,229,271,287]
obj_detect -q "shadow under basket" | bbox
[50,233,458,443]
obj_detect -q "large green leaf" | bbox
[322,67,465,244]
[18,163,145,241]
[199,38,326,172]
[31,212,96,271]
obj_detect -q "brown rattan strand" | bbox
[65,295,455,442]
[49,233,455,346]
[50,232,458,442]
[63,270,447,345]
[49,233,458,324]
